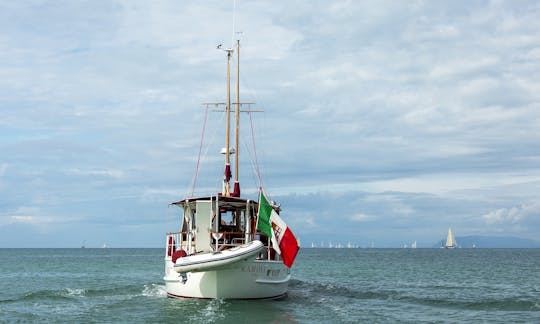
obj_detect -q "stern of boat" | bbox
[163,232,290,299]
[164,258,290,299]
[164,233,180,277]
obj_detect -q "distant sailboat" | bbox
[411,240,417,249]
[445,228,457,249]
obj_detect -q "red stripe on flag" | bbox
[279,227,299,268]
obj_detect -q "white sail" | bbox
[445,228,457,248]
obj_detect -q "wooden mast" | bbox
[232,39,241,197]
[223,48,233,196]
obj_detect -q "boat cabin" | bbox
[166,195,279,262]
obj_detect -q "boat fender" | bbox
[172,249,187,263]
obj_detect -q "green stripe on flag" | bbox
[257,191,273,237]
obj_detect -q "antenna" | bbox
[231,0,238,47]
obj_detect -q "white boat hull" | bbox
[164,258,290,299]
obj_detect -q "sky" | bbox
[1,1,539,248]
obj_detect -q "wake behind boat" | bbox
[163,40,299,299]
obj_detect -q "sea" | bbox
[1,248,539,323]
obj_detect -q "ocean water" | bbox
[1,248,539,323]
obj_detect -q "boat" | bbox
[445,228,457,249]
[163,40,299,299]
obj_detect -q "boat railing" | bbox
[210,231,248,250]
[165,231,195,257]
[167,230,257,255]
[167,231,281,262]
[253,232,282,262]
[165,232,178,259]
[231,237,246,245]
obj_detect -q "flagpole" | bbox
[255,188,262,234]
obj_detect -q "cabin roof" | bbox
[171,195,256,208]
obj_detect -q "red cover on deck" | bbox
[224,164,232,182]
[231,181,241,197]
[172,250,187,263]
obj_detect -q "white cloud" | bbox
[350,213,375,222]
[68,168,125,179]
[482,202,540,225]
[429,57,499,79]
[7,215,49,225]
[1,1,540,246]
[0,206,56,227]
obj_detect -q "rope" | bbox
[190,105,209,197]
[241,136,262,195]
[249,111,263,189]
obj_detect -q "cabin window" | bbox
[217,208,245,233]
[220,209,234,227]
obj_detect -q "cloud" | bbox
[68,168,126,179]
[0,205,59,231]
[429,57,499,79]
[4,215,50,226]
[482,202,540,225]
[350,213,376,222]
[1,1,540,247]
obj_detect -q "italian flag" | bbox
[257,190,299,268]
